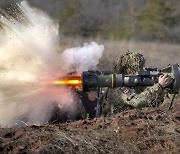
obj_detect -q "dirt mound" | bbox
[0,101,179,153]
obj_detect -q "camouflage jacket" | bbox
[101,83,165,116]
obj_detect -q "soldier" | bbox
[101,52,172,116]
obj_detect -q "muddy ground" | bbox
[0,99,179,154]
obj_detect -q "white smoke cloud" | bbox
[61,42,104,74]
[0,1,104,127]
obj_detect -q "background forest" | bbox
[1,0,180,43]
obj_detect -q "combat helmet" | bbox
[113,51,146,74]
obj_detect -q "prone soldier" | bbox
[101,52,173,116]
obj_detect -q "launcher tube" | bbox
[82,64,180,94]
[97,74,124,88]
[82,71,124,92]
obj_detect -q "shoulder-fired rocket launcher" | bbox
[82,64,180,94]
[53,64,179,113]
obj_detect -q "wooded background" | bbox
[1,0,180,43]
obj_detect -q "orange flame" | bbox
[53,75,82,89]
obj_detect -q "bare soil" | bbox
[0,99,179,154]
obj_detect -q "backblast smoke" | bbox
[0,1,104,127]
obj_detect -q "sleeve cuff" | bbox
[157,83,164,90]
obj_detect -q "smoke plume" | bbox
[62,42,104,74]
[0,1,104,127]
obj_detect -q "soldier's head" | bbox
[113,52,146,74]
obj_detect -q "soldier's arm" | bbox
[122,83,164,108]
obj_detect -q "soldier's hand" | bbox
[158,74,173,88]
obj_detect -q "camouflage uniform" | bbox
[101,52,165,116]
